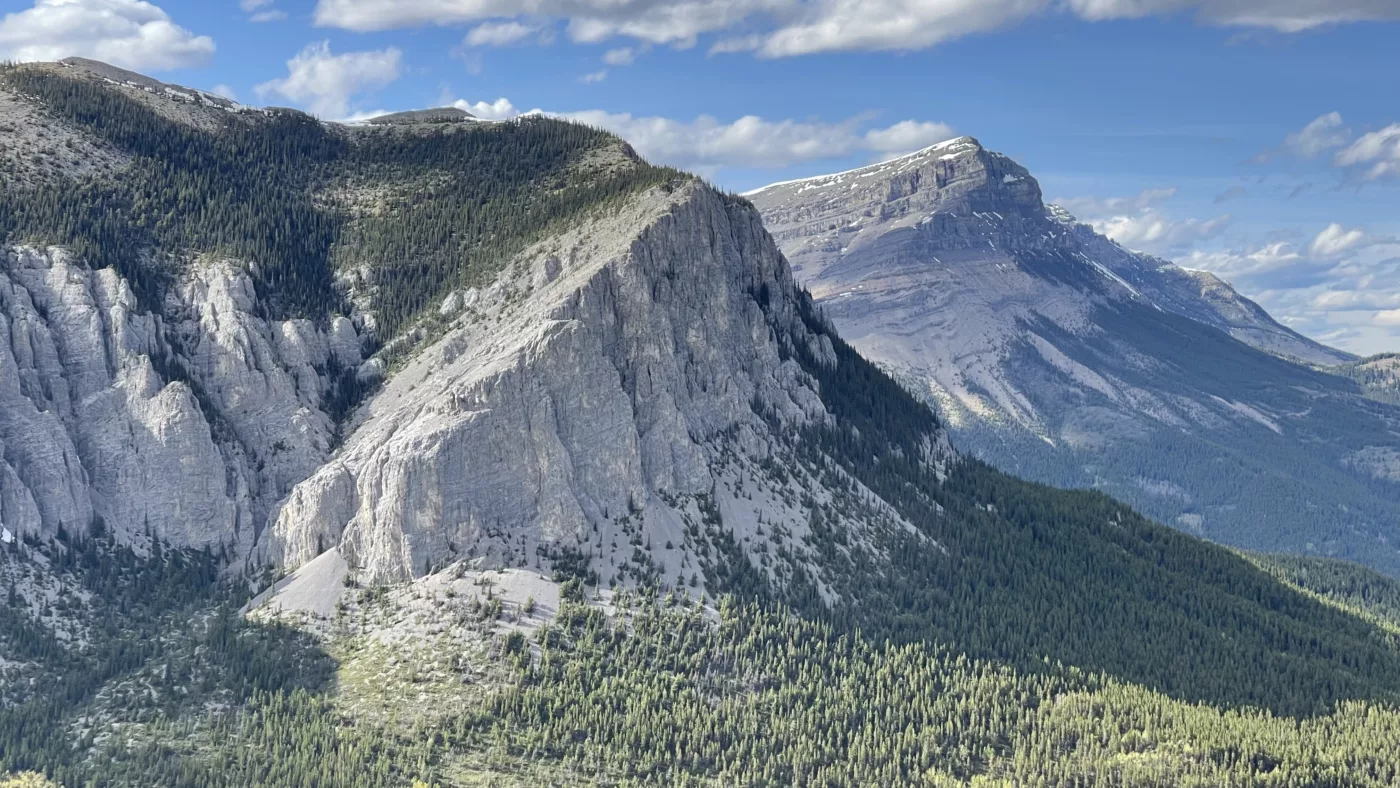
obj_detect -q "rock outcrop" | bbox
[0,246,361,558]
[265,182,864,584]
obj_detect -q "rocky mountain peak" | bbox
[746,135,1044,225]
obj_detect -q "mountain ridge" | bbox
[748,135,1400,574]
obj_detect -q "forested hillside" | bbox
[5,534,1400,787]
[1338,354,1400,406]
[0,62,681,339]
[770,304,1400,716]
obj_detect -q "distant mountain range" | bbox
[747,137,1400,574]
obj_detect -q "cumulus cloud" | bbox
[579,69,608,82]
[0,0,214,70]
[1174,231,1400,355]
[1335,124,1400,180]
[1096,212,1232,255]
[1263,114,1400,182]
[1056,187,1229,256]
[1180,242,1303,279]
[464,20,539,45]
[255,41,403,120]
[452,96,522,120]
[447,95,953,172]
[1312,289,1400,311]
[1283,112,1349,157]
[311,0,1400,55]
[863,120,959,160]
[210,83,237,101]
[744,0,1050,57]
[560,110,951,171]
[1309,223,1370,258]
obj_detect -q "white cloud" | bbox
[0,0,214,71]
[1055,187,1229,256]
[240,0,270,10]
[749,0,1050,57]
[210,83,237,101]
[1313,289,1400,311]
[1182,242,1306,278]
[313,0,775,44]
[565,111,955,171]
[1309,223,1370,258]
[1095,211,1231,255]
[1065,0,1400,32]
[255,41,403,120]
[602,46,635,65]
[863,119,958,159]
[451,96,522,120]
[311,0,1400,55]
[1283,112,1349,157]
[447,95,953,172]
[250,9,287,22]
[464,20,538,45]
[579,68,608,82]
[1263,114,1400,182]
[1335,124,1400,180]
[1175,234,1400,355]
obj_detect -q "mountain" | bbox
[5,60,1400,786]
[746,137,1400,575]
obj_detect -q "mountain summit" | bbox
[749,138,1400,573]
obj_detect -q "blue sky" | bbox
[2,0,1399,355]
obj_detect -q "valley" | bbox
[2,58,1400,787]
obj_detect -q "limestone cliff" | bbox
[265,181,914,586]
[0,246,361,559]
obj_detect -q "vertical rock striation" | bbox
[0,247,360,558]
[266,183,847,583]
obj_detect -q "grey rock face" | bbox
[265,183,846,583]
[0,177,937,593]
[748,138,1400,574]
[0,247,358,557]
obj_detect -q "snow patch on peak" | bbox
[1045,204,1078,225]
[741,135,981,197]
